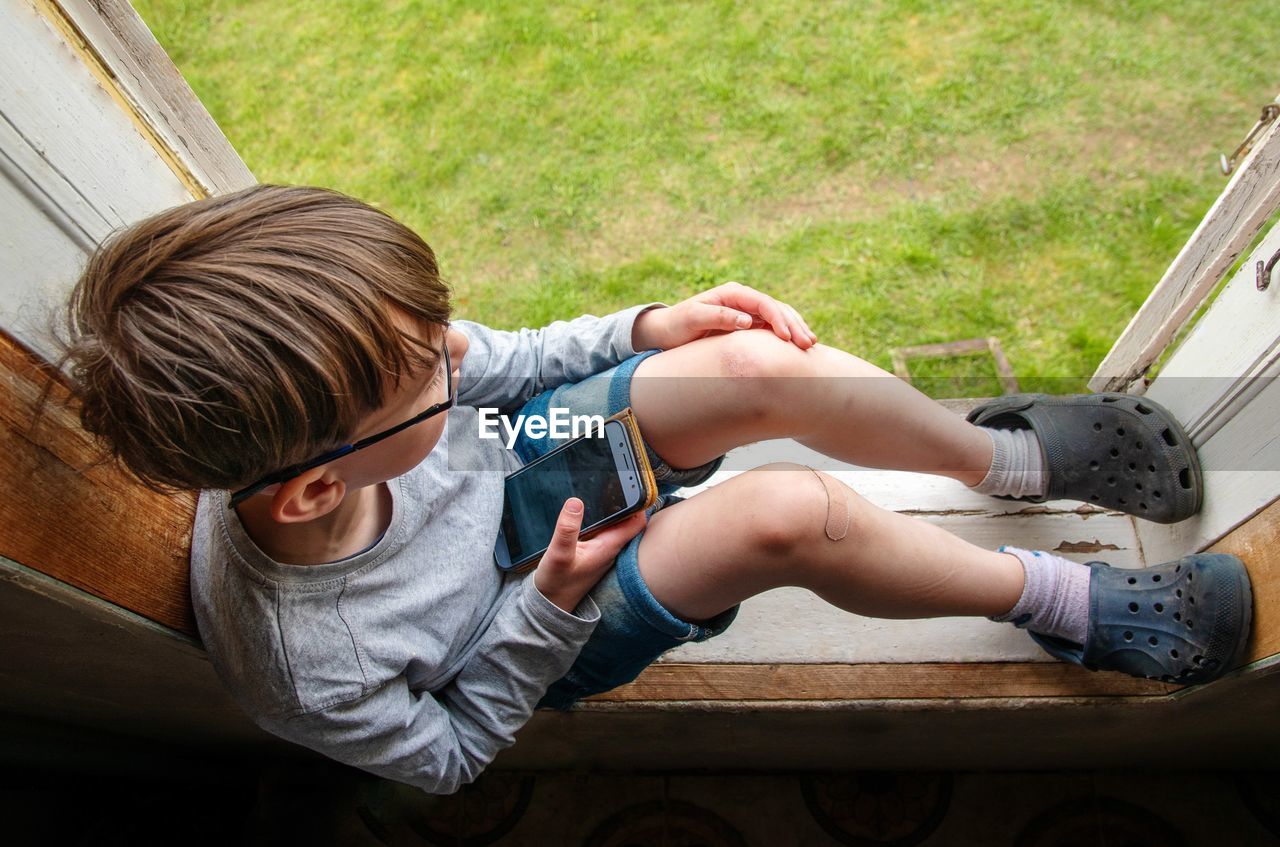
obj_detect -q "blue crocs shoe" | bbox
[1022,553,1252,685]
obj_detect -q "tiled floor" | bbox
[8,762,1277,845]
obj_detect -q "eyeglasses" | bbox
[229,342,455,507]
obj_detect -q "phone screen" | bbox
[499,419,635,566]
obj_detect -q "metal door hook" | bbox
[1257,247,1280,291]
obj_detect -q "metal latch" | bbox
[1220,99,1280,176]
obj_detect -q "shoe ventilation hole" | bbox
[1124,631,1134,641]
[1127,576,1137,585]
[1152,574,1161,582]
[1179,468,1191,489]
[1118,427,1127,436]
[1110,448,1120,458]
[1103,397,1118,403]
[1174,612,1181,621]
[1093,422,1102,432]
[1162,428,1177,446]
[1175,565,1180,572]
[1193,655,1204,665]
[1128,602,1139,613]
[1090,494,1100,502]
[1187,573,1194,582]
[1175,589,1182,598]
[1107,476,1116,486]
[1187,619,1194,629]
[1139,503,1147,510]
[1170,649,1179,659]
[1147,463,1156,472]
[1189,595,1195,605]
[1135,441,1143,449]
[1148,636,1158,646]
[1136,403,1152,414]
[1154,603,1164,613]
[1134,480,1142,489]
[1119,497,1128,505]
[1090,461,1099,470]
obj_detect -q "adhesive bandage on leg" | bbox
[803,466,852,541]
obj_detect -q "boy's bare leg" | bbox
[635,463,1024,622]
[630,330,994,485]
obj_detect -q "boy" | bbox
[60,184,1252,794]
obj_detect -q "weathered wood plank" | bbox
[1142,217,1280,441]
[590,662,1172,702]
[0,327,195,634]
[37,0,255,197]
[509,675,1280,769]
[1089,101,1280,393]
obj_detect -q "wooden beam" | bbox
[509,674,1280,770]
[0,327,195,634]
[1090,101,1280,393]
[589,662,1172,703]
[1208,495,1280,662]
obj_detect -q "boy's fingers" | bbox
[544,498,583,564]
[611,510,648,541]
[700,281,813,345]
[783,304,816,346]
[694,302,754,332]
[580,512,648,562]
[759,299,793,341]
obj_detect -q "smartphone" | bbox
[494,415,653,573]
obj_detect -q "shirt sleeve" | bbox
[453,302,667,412]
[259,576,600,795]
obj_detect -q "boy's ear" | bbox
[270,467,347,524]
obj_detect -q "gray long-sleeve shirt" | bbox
[190,303,661,793]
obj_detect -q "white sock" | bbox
[969,427,1048,498]
[988,546,1092,645]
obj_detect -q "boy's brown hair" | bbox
[56,184,452,493]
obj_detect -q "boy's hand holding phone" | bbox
[534,497,647,613]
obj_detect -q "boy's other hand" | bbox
[534,498,648,613]
[631,281,817,352]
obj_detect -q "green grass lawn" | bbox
[137,0,1280,395]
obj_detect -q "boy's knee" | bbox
[742,463,855,555]
[714,328,809,382]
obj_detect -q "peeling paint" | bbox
[974,504,1116,519]
[1054,539,1123,554]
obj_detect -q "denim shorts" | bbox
[509,349,739,710]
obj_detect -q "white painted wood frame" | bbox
[1090,98,1280,394]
